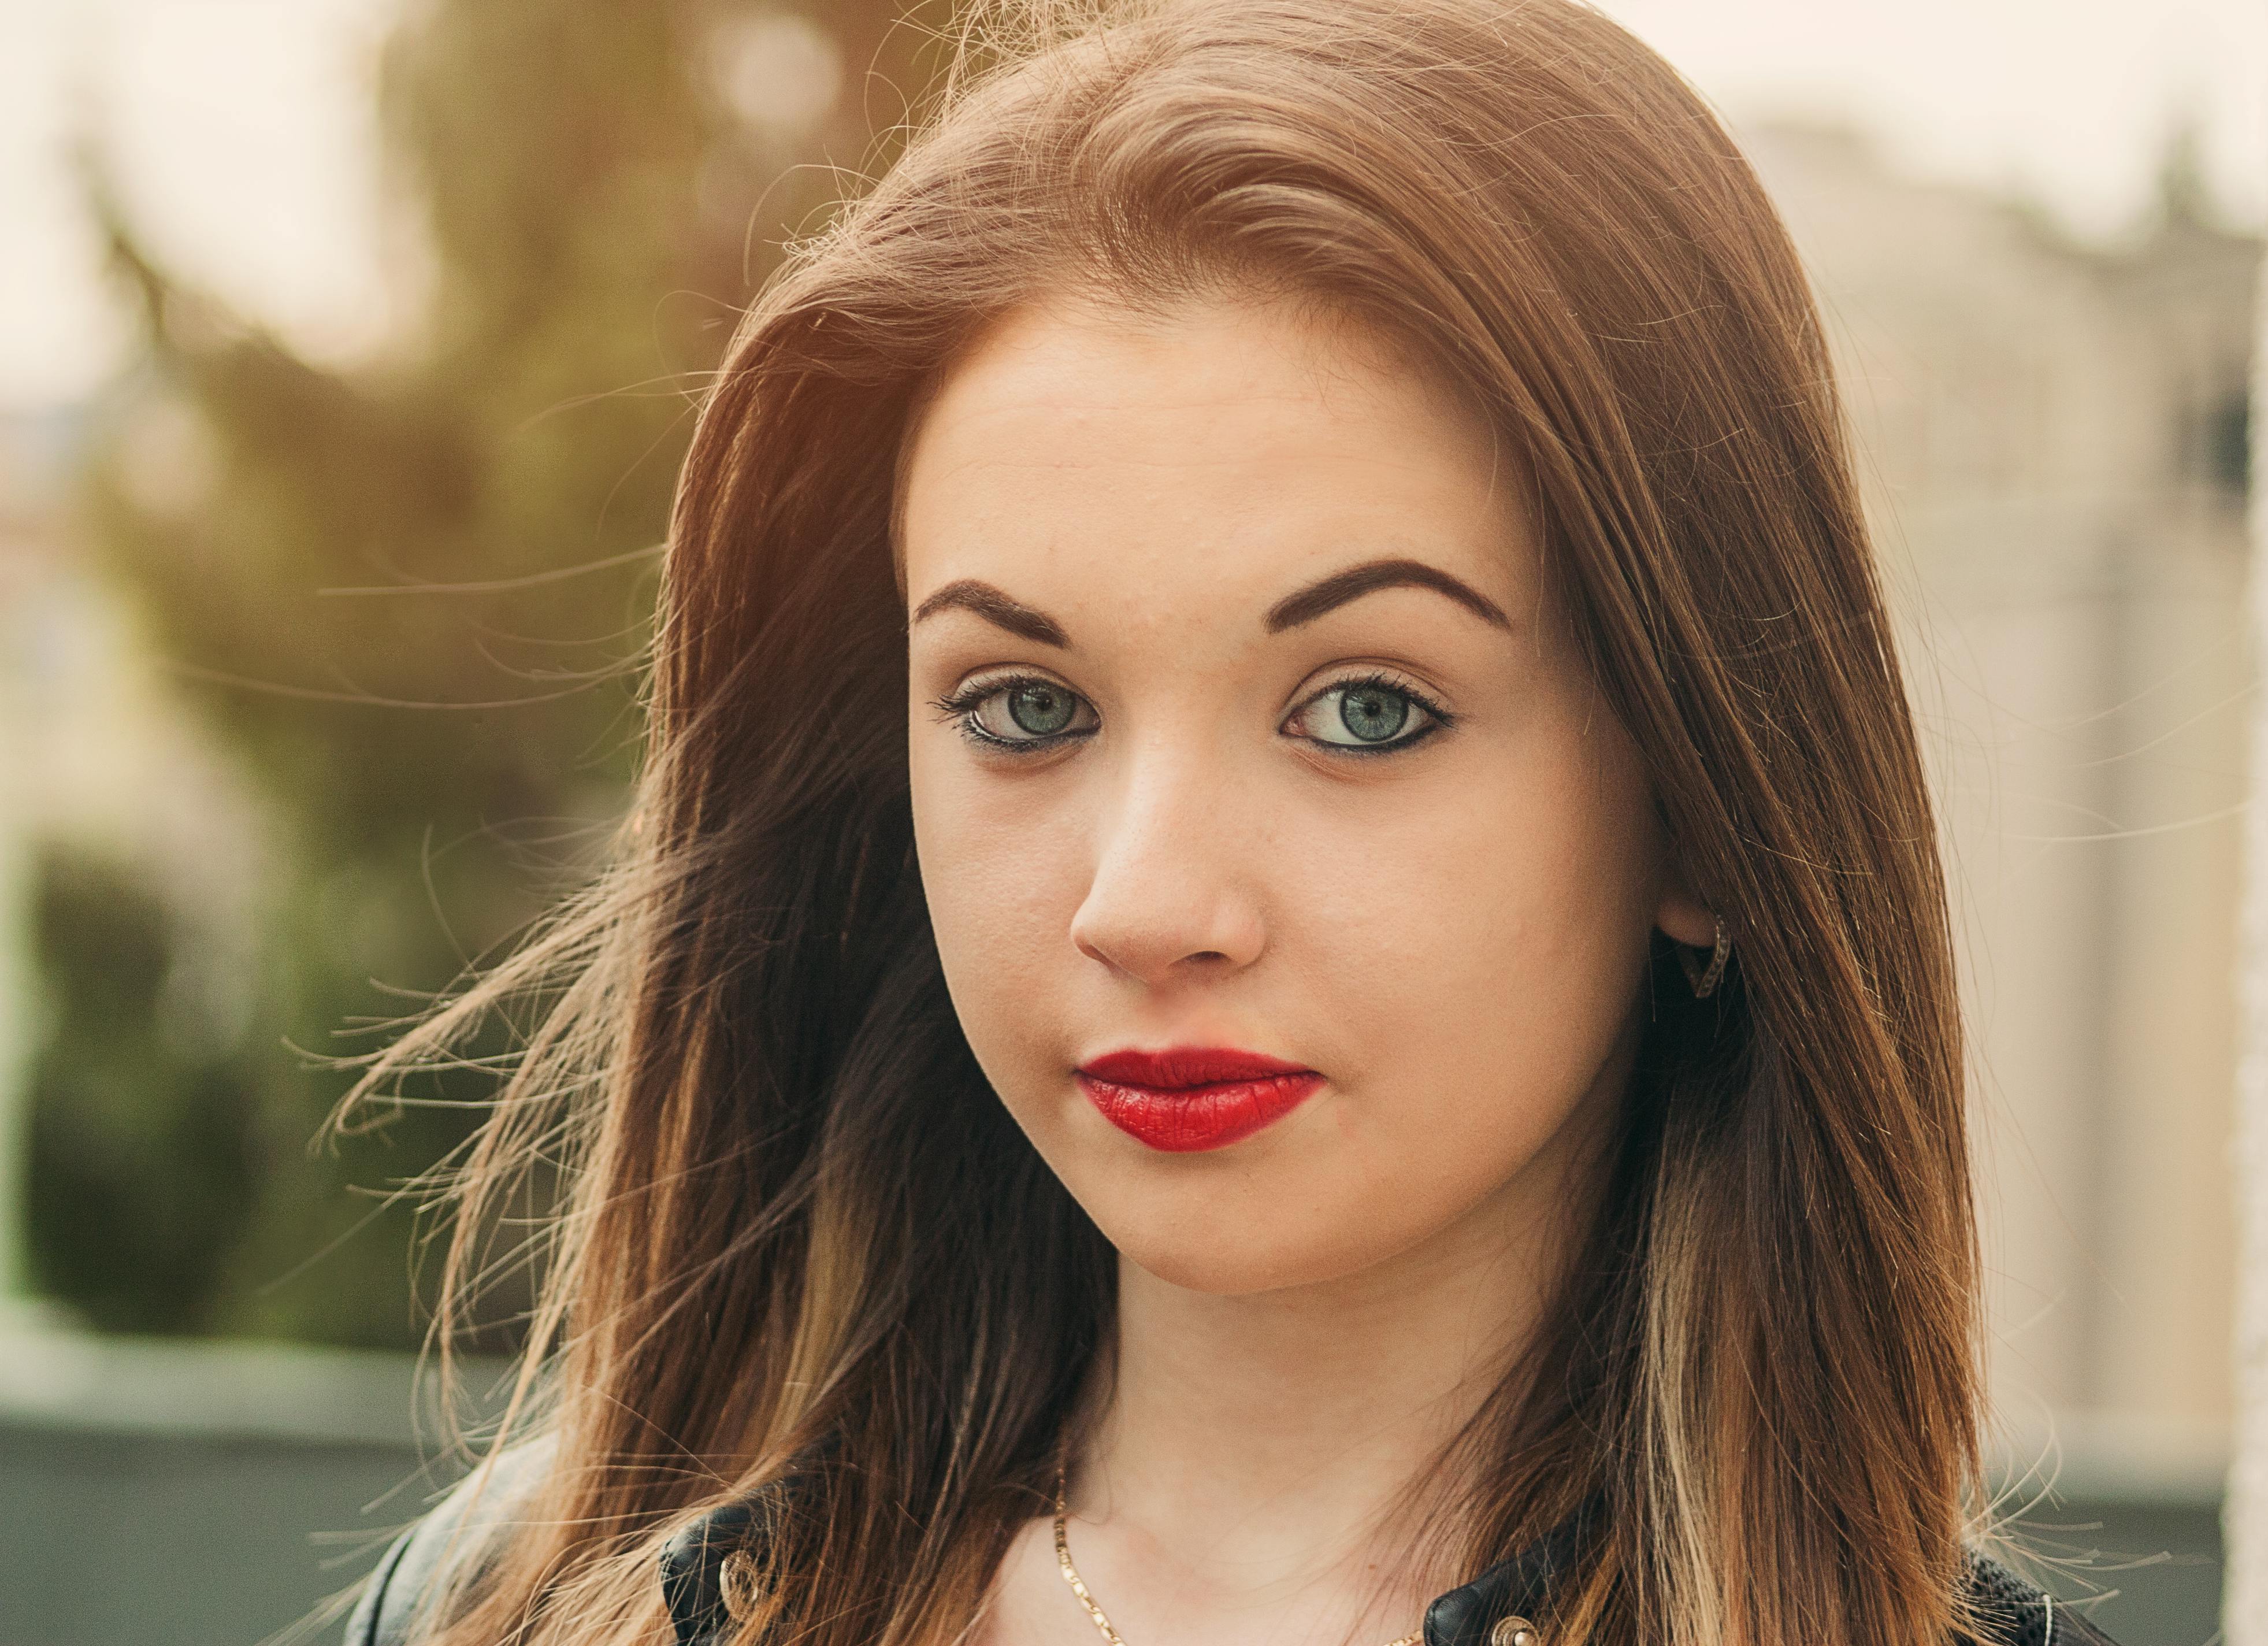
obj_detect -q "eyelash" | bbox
[926,670,1456,758]
[928,676,1097,755]
[1302,671,1457,755]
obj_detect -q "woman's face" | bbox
[901,292,1709,1296]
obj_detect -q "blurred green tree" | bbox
[38,0,938,1348]
[27,847,262,1334]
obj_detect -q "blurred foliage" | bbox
[27,848,263,1333]
[34,0,944,1348]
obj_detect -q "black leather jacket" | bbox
[346,1446,2119,1646]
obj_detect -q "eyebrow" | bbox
[908,580,1071,646]
[908,556,1511,645]
[1263,557,1511,634]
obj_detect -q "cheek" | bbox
[1285,724,1660,1177]
[907,743,1086,1074]
[1391,743,1650,1014]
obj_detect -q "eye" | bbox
[932,674,1099,751]
[1283,672,1452,754]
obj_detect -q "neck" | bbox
[1067,1113,1606,1625]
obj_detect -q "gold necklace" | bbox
[1050,1458,1425,1646]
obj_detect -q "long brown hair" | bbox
[354,2,1981,1642]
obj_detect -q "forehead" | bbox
[896,294,1532,618]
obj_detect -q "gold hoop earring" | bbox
[1679,914,1731,999]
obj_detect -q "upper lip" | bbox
[1076,1046,1315,1088]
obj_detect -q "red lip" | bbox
[1075,1046,1323,1152]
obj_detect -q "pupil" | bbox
[1339,686,1409,743]
[1007,683,1075,736]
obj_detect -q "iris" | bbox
[1336,684,1410,743]
[1007,681,1079,736]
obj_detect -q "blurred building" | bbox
[1750,122,2259,1499]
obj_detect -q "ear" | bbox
[1653,867,1718,950]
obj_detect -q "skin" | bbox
[900,290,1714,1646]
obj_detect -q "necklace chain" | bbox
[1050,1457,1424,1646]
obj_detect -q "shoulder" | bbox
[1960,1547,2122,1646]
[343,1438,558,1646]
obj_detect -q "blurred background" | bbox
[0,1,2259,1642]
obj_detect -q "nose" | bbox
[1068,739,1268,987]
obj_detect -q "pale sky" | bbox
[1,0,2262,411]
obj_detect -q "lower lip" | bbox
[1075,1070,1326,1152]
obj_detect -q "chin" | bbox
[1089,1188,1423,1296]
[1115,1238,1350,1296]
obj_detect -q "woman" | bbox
[340,1,2112,1643]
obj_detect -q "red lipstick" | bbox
[1074,1046,1324,1152]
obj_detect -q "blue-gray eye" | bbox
[1007,681,1078,735]
[938,675,1099,747]
[1336,684,1408,743]
[1286,674,1449,752]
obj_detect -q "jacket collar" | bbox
[658,1493,774,1646]
[1420,1507,1591,1646]
[658,1485,1594,1646]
